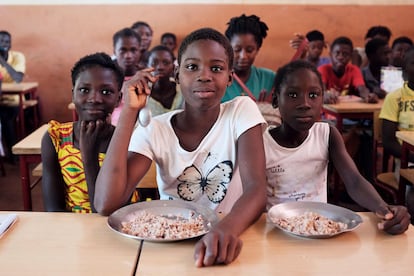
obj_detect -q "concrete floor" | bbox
[0,161,44,211]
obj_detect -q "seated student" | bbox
[264,59,410,234]
[390,36,413,68]
[0,30,26,163]
[111,27,142,125]
[380,46,414,221]
[146,45,183,116]
[41,52,138,213]
[221,14,275,103]
[362,38,391,99]
[131,21,153,70]
[160,32,177,58]
[305,30,330,68]
[95,28,267,267]
[318,36,378,104]
[352,25,392,68]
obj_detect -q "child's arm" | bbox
[194,124,267,267]
[78,120,112,213]
[94,70,156,215]
[40,132,66,211]
[356,85,378,103]
[328,125,410,234]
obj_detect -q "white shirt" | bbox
[129,96,266,214]
[264,122,330,210]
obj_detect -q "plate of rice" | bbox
[108,200,219,242]
[267,201,363,239]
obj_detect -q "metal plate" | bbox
[267,201,363,239]
[107,200,219,242]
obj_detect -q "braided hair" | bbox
[225,14,269,49]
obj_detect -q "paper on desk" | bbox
[381,66,404,93]
[0,214,17,237]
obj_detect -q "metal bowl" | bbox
[107,200,219,242]
[267,201,363,239]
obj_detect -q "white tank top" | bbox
[264,122,330,210]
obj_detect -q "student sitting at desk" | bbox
[264,60,410,234]
[390,36,413,68]
[221,14,275,103]
[41,53,138,213]
[146,45,183,117]
[380,46,414,222]
[95,28,267,267]
[318,36,378,104]
[111,27,142,125]
[0,30,26,163]
[362,38,391,99]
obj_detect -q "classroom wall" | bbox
[1,4,413,123]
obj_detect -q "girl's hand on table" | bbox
[194,228,243,267]
[324,89,339,104]
[364,93,379,104]
[376,205,411,235]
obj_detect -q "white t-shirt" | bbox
[129,96,266,214]
[264,122,330,210]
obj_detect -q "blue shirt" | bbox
[221,65,275,103]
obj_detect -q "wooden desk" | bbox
[138,213,413,275]
[11,124,48,210]
[1,82,39,138]
[0,212,140,275]
[323,100,383,140]
[0,212,412,275]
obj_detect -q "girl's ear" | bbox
[272,91,279,108]
[115,91,122,107]
[174,67,180,84]
[228,72,233,87]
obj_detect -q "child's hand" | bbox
[364,93,379,103]
[122,68,158,110]
[375,205,411,235]
[324,89,339,104]
[79,116,112,154]
[193,227,242,267]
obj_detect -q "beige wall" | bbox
[1,4,413,122]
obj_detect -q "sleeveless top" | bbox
[48,120,138,213]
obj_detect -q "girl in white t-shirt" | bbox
[264,60,410,235]
[95,28,267,267]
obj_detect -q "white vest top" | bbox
[264,122,330,210]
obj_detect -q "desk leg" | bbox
[18,94,25,139]
[19,155,32,211]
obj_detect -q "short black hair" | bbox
[365,38,388,58]
[177,27,234,70]
[402,45,414,71]
[112,27,141,48]
[273,60,323,107]
[306,30,325,42]
[224,14,268,49]
[148,45,175,63]
[131,21,153,35]
[392,36,413,49]
[330,36,353,51]
[71,52,124,91]
[161,32,177,43]
[365,26,392,41]
[0,30,11,39]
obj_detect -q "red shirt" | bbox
[318,63,365,96]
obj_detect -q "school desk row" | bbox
[0,211,412,275]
